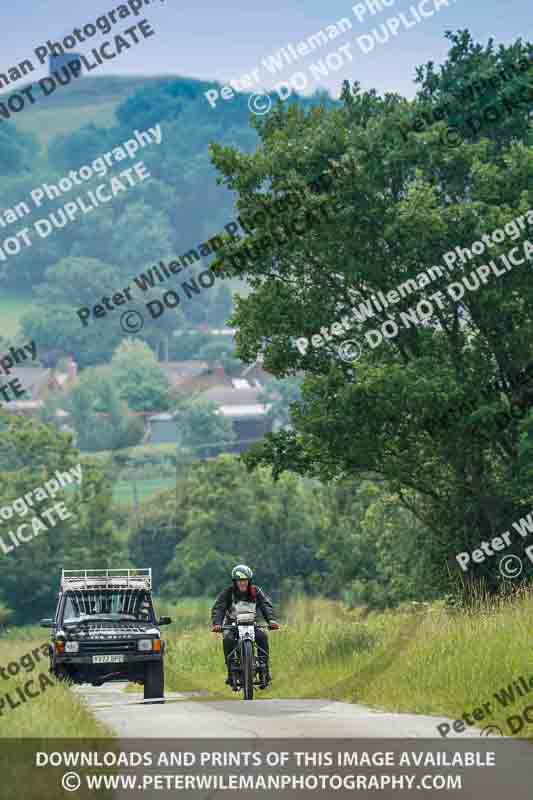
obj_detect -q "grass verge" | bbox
[0,636,114,799]
[0,636,112,738]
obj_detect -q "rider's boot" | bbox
[258,659,271,688]
[225,661,232,685]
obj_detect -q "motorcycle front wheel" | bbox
[241,639,254,701]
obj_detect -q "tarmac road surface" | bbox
[78,683,484,738]
[73,685,533,800]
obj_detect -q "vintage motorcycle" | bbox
[222,601,274,700]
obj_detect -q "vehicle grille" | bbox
[79,640,137,654]
[80,624,150,635]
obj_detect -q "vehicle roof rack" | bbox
[61,569,152,591]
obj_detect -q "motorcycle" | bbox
[222,601,275,700]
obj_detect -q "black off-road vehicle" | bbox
[41,569,171,701]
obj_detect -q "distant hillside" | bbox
[1,69,262,344]
[7,74,214,149]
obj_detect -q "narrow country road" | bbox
[78,683,483,738]
[73,685,533,800]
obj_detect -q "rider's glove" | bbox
[268,621,280,630]
[212,624,222,633]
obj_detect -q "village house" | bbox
[1,358,78,420]
[147,361,275,454]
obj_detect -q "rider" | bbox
[211,565,280,686]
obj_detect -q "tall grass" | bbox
[161,596,416,700]
[352,590,533,731]
[160,592,533,737]
[0,636,113,800]
[0,639,112,739]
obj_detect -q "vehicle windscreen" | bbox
[63,590,153,623]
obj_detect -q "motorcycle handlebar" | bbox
[220,624,269,630]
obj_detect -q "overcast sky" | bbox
[2,0,531,100]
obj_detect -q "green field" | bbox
[8,74,189,151]
[0,292,34,338]
[16,101,118,150]
[112,476,176,508]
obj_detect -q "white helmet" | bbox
[232,564,253,581]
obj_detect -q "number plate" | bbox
[238,625,255,640]
[92,655,126,664]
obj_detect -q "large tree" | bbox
[174,395,236,458]
[66,370,145,452]
[21,257,124,367]
[209,31,533,596]
[0,414,120,623]
[111,339,172,411]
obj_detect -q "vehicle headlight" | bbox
[137,639,153,651]
[65,641,79,653]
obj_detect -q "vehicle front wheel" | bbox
[144,660,164,702]
[53,664,71,683]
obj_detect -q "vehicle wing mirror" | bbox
[158,616,172,626]
[40,618,54,627]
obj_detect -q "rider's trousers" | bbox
[223,627,269,665]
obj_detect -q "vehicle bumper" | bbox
[54,653,163,665]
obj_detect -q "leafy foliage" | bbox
[174,395,236,458]
[111,339,172,412]
[209,31,533,596]
[0,414,122,623]
[130,455,436,607]
[0,121,39,176]
[259,375,304,429]
[65,368,144,451]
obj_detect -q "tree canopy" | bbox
[0,414,122,623]
[209,30,533,595]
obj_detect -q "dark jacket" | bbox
[211,584,275,626]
